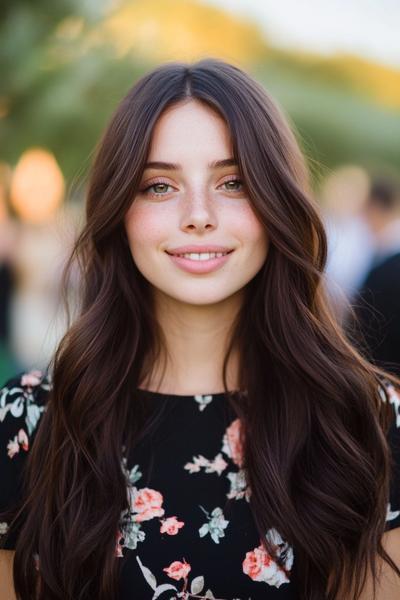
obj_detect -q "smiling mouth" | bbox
[165,250,234,261]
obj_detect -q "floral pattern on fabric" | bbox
[380,379,400,427]
[0,369,49,441]
[242,528,294,589]
[1,371,400,599]
[387,503,400,522]
[183,417,251,503]
[160,516,185,535]
[136,554,244,600]
[184,453,228,476]
[198,505,230,544]
[118,457,186,556]
[194,394,213,412]
[222,419,243,468]
[7,428,29,458]
[0,370,51,560]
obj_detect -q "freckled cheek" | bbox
[229,205,268,256]
[124,204,170,252]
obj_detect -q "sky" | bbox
[204,0,400,69]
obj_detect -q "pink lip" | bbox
[166,249,234,274]
[166,245,233,255]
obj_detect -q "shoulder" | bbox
[0,369,52,455]
[0,369,52,549]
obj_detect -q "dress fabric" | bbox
[1,370,400,600]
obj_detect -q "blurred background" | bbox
[1,0,400,383]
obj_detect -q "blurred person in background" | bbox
[321,165,375,323]
[8,213,73,371]
[350,174,400,376]
[2,149,78,376]
[0,166,18,382]
[0,258,15,378]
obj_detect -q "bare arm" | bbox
[0,550,16,600]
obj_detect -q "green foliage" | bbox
[1,1,399,189]
[0,0,149,183]
[253,53,400,177]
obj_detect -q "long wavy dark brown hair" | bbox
[4,57,400,599]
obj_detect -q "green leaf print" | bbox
[198,506,229,544]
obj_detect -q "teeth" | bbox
[176,252,228,260]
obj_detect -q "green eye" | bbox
[142,182,173,195]
[152,183,171,194]
[222,179,243,191]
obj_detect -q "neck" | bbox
[140,289,243,395]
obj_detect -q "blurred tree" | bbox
[1,0,399,188]
[0,0,148,184]
[97,0,266,64]
[252,50,400,178]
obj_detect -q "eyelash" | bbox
[140,177,244,197]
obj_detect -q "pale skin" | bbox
[1,100,399,598]
[124,98,269,395]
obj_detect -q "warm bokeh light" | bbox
[0,195,7,224]
[0,162,12,223]
[10,148,65,224]
[91,0,266,64]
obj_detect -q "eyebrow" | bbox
[143,158,238,171]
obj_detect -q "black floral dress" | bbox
[1,370,400,600]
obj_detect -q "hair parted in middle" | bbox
[6,57,400,600]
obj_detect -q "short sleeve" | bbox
[382,380,400,532]
[0,369,51,549]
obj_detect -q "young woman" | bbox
[0,58,399,600]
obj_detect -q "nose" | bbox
[179,189,217,233]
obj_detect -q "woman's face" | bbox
[124,99,268,306]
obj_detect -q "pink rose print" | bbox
[18,429,29,451]
[132,488,165,522]
[163,559,191,581]
[7,429,29,458]
[242,542,290,588]
[243,545,272,580]
[160,516,185,535]
[21,370,42,388]
[223,418,243,467]
[115,529,124,557]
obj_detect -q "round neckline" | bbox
[136,388,237,401]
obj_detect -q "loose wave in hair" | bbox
[6,57,400,599]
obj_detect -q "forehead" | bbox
[146,99,233,163]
